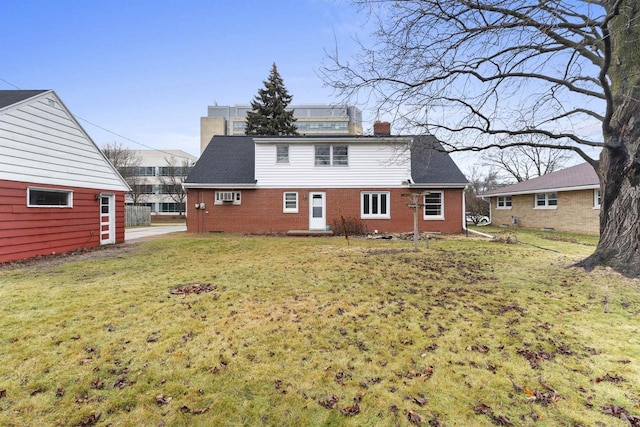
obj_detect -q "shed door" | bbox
[100,194,115,245]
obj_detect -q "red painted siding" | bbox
[186,188,464,234]
[0,180,126,263]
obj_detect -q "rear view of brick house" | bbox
[184,125,468,235]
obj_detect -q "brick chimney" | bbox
[373,121,391,136]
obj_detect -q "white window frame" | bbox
[593,189,601,209]
[314,144,349,167]
[361,191,390,219]
[496,195,512,209]
[276,145,289,164]
[27,187,73,208]
[214,191,242,205]
[423,191,444,220]
[283,192,298,213]
[534,192,558,209]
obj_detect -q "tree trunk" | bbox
[578,0,640,277]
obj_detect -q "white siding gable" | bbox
[255,140,412,188]
[0,91,129,191]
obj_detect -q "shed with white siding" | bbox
[0,90,130,263]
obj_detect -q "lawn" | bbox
[0,230,638,426]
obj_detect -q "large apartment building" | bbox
[200,104,363,153]
[122,150,197,216]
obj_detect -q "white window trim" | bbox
[593,189,601,209]
[314,144,349,167]
[496,195,512,210]
[27,187,73,208]
[534,192,558,210]
[361,191,390,219]
[214,191,242,205]
[283,192,298,213]
[423,191,444,220]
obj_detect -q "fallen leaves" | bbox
[601,404,640,426]
[473,403,513,426]
[517,348,553,369]
[318,394,339,409]
[169,283,217,295]
[594,373,626,384]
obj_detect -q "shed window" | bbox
[27,188,73,207]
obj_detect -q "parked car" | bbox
[466,213,490,225]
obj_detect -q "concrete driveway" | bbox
[125,224,186,243]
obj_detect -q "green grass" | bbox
[0,231,639,426]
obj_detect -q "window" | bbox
[535,192,558,208]
[594,189,601,209]
[296,121,349,131]
[424,192,444,219]
[277,145,289,163]
[159,166,191,176]
[314,145,348,166]
[333,145,348,166]
[159,202,185,213]
[283,192,298,213]
[361,192,390,219]
[214,191,242,205]
[121,166,155,176]
[27,187,73,207]
[497,195,512,209]
[315,145,331,166]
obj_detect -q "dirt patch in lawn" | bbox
[0,244,140,271]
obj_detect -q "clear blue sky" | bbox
[1,0,369,157]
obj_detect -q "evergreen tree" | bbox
[245,63,298,135]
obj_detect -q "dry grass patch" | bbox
[0,232,639,426]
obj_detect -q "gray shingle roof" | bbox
[410,135,468,185]
[0,90,49,109]
[184,136,256,185]
[481,162,599,197]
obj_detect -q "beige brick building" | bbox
[481,163,601,235]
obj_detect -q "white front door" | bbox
[100,194,115,245]
[309,192,326,230]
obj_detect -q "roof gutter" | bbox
[183,183,257,189]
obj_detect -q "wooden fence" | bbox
[125,205,151,227]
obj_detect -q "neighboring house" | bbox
[481,162,600,234]
[200,104,363,153]
[184,127,468,235]
[0,90,130,263]
[121,150,197,216]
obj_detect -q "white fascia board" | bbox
[482,184,600,197]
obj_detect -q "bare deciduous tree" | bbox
[322,0,640,276]
[483,136,576,182]
[101,142,147,205]
[465,167,500,224]
[159,156,193,216]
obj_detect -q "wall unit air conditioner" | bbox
[220,192,235,202]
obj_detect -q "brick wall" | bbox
[490,189,599,234]
[187,188,465,234]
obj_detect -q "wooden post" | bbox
[404,191,430,252]
[413,194,419,251]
